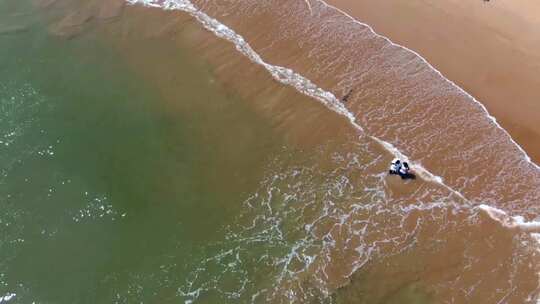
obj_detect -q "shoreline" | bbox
[116,0,540,222]
[323,0,540,164]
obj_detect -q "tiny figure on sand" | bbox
[340,89,353,103]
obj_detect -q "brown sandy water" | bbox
[16,0,540,303]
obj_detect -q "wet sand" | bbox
[325,0,540,163]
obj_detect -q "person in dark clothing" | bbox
[389,159,415,180]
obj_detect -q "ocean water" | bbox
[0,1,284,302]
[1,0,540,303]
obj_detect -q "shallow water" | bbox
[1,0,540,303]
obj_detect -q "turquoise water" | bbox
[0,2,286,302]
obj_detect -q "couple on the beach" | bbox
[389,159,415,179]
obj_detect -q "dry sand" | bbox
[325,0,540,163]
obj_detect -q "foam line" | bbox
[125,0,540,233]
[125,4,540,301]
[126,0,469,202]
[0,293,16,303]
[479,204,540,233]
[316,0,540,171]
[303,0,313,14]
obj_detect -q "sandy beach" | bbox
[325,0,540,163]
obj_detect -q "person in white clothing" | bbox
[389,159,401,174]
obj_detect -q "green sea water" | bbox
[0,2,288,302]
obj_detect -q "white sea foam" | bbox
[125,0,540,251]
[122,2,540,257]
[124,1,540,301]
[316,0,540,172]
[479,204,540,233]
[126,0,467,204]
[0,293,15,303]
